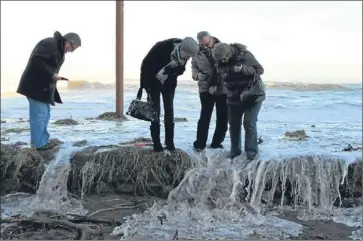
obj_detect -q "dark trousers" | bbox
[228,102,262,158]
[194,93,228,149]
[148,87,176,149]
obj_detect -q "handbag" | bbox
[126,88,158,122]
[240,74,265,103]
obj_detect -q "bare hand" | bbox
[209,85,217,94]
[156,68,168,84]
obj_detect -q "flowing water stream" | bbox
[110,151,361,240]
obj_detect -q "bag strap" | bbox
[136,87,143,100]
[136,87,154,105]
[136,87,156,108]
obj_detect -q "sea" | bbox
[1,80,362,240]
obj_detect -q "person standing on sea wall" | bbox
[191,31,228,151]
[212,42,265,160]
[140,37,199,152]
[17,31,81,151]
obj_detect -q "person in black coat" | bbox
[17,31,81,151]
[140,37,199,152]
[212,43,266,160]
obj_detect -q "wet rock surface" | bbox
[284,130,309,140]
[53,118,79,125]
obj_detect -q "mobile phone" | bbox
[59,77,69,81]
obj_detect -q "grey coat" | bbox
[191,38,225,95]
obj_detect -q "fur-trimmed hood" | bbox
[231,43,247,53]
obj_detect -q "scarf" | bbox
[170,43,187,66]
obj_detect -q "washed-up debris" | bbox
[342,144,362,152]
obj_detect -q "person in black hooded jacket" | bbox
[140,37,199,152]
[212,42,266,160]
[17,31,81,151]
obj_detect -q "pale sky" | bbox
[1,1,362,92]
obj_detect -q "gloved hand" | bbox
[209,85,217,94]
[156,68,168,84]
[234,64,243,73]
[174,65,186,76]
[220,70,228,80]
[197,72,207,81]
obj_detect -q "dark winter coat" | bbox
[140,38,186,91]
[216,43,265,105]
[191,37,225,95]
[17,31,65,104]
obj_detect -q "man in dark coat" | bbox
[212,43,266,160]
[191,31,228,151]
[17,31,81,151]
[140,37,199,152]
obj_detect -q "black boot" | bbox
[229,124,242,159]
[193,140,205,152]
[165,122,175,151]
[150,123,163,152]
[210,143,224,149]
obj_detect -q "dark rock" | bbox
[342,144,362,152]
[53,118,79,125]
[174,117,188,122]
[72,140,88,147]
[14,141,28,147]
[96,112,128,121]
[284,130,308,140]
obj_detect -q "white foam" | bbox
[1,144,88,219]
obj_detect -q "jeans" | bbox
[27,97,51,148]
[194,93,228,149]
[228,102,262,158]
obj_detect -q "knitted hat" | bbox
[179,37,199,57]
[63,32,82,47]
[197,31,211,42]
[212,43,233,61]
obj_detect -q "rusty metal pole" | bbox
[115,0,124,118]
